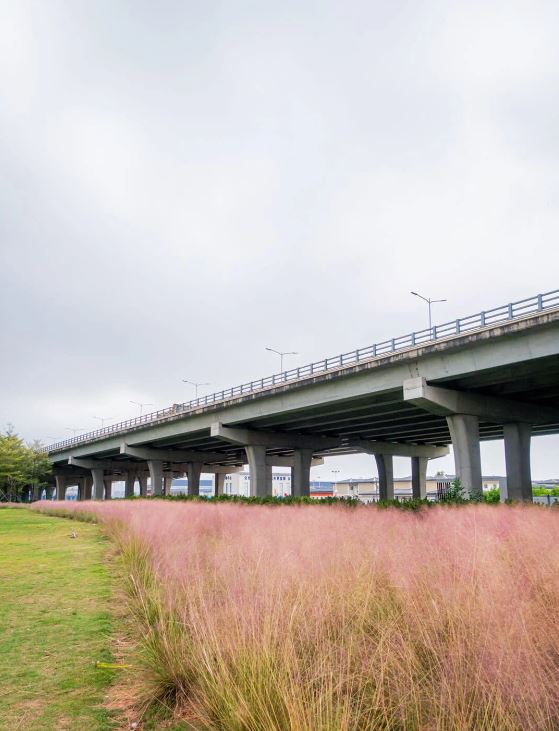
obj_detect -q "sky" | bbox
[1,0,558,480]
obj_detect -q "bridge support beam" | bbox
[375,454,394,501]
[245,445,272,497]
[55,475,66,501]
[214,472,225,496]
[187,463,202,495]
[148,460,163,496]
[104,478,113,500]
[291,448,314,497]
[446,414,482,498]
[45,486,53,500]
[503,423,532,501]
[124,472,135,498]
[411,456,428,499]
[91,468,104,500]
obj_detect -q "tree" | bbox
[0,428,26,501]
[0,427,52,502]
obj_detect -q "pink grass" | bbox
[34,500,559,730]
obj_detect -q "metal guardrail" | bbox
[45,288,559,453]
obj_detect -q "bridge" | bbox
[45,289,559,502]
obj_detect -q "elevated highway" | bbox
[46,289,559,502]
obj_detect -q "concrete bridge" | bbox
[45,289,559,502]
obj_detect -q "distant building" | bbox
[333,473,507,502]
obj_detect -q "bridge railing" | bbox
[44,288,559,453]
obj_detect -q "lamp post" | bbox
[182,379,210,400]
[410,291,447,330]
[65,427,85,438]
[93,415,112,428]
[265,347,298,373]
[130,400,153,417]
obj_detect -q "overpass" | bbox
[45,289,559,502]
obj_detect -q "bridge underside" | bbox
[51,354,559,471]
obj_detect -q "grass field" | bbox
[0,508,116,731]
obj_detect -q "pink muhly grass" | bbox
[33,500,559,730]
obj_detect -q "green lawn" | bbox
[0,508,116,731]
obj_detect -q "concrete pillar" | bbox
[148,460,163,496]
[32,484,41,501]
[411,456,428,499]
[375,454,394,501]
[104,478,113,500]
[138,473,148,497]
[446,414,482,498]
[91,468,105,500]
[187,463,202,495]
[214,472,225,497]
[46,486,53,500]
[164,474,174,496]
[125,472,136,498]
[503,422,532,501]
[82,476,93,501]
[55,475,66,501]
[245,445,272,497]
[291,448,314,497]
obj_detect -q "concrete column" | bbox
[245,445,272,496]
[91,468,104,500]
[292,448,314,497]
[503,422,532,501]
[32,484,41,501]
[55,475,66,501]
[138,473,148,497]
[83,476,93,501]
[104,478,113,500]
[411,456,428,499]
[46,486,53,500]
[374,454,394,501]
[446,414,482,498]
[148,460,163,496]
[214,472,225,497]
[125,472,136,498]
[187,463,202,495]
[164,474,174,496]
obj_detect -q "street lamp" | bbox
[182,379,210,400]
[265,347,298,373]
[130,400,153,417]
[93,415,112,428]
[65,427,85,438]
[410,291,447,330]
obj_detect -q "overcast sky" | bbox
[1,0,558,480]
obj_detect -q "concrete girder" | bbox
[211,422,341,450]
[403,377,559,424]
[69,457,131,473]
[120,443,238,464]
[349,438,448,459]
